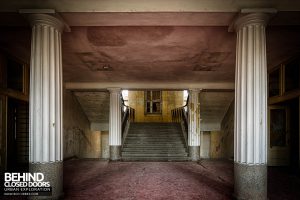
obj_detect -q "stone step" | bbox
[125,138,183,140]
[125,139,183,141]
[122,157,189,161]
[124,139,184,142]
[122,154,188,158]
[130,123,179,125]
[124,146,185,149]
[124,142,184,145]
[126,134,182,137]
[122,150,187,154]
[129,127,181,130]
[127,132,182,135]
[123,144,185,147]
[129,132,181,134]
[122,122,187,161]
[123,146,186,149]
[123,151,186,154]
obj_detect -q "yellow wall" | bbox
[210,131,225,159]
[210,101,234,160]
[128,91,183,122]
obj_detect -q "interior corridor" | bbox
[63,160,300,200]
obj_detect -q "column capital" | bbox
[27,13,65,32]
[188,88,202,92]
[230,8,277,32]
[107,87,122,93]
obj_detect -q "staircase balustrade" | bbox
[121,95,135,148]
[171,95,189,148]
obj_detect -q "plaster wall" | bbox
[210,131,224,158]
[128,91,183,122]
[210,101,234,159]
[80,130,101,158]
[63,89,101,159]
[90,123,109,159]
[101,131,110,159]
[91,123,109,131]
[200,131,210,158]
[221,101,234,159]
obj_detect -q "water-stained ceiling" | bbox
[0,12,300,88]
[73,92,110,123]
[62,26,235,83]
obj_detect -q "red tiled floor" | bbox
[63,159,300,200]
[3,159,299,199]
[64,160,233,200]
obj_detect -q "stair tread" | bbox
[122,122,187,161]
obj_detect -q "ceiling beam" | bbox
[1,0,300,12]
[65,82,235,90]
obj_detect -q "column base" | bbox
[189,146,200,161]
[110,145,121,161]
[29,161,63,200]
[234,162,267,200]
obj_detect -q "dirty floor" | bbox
[63,159,300,200]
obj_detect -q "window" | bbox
[183,90,188,106]
[122,90,129,106]
[121,90,129,112]
[145,90,162,114]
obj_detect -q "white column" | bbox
[29,14,64,163]
[188,89,201,160]
[233,12,272,200]
[28,13,65,199]
[108,88,122,160]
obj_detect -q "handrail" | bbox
[120,94,135,148]
[171,94,189,148]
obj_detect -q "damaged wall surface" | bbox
[63,89,101,159]
[209,101,234,159]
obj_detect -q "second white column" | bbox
[108,88,122,160]
[188,89,201,161]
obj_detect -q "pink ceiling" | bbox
[0,13,300,85]
[61,26,235,82]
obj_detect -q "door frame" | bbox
[268,105,290,166]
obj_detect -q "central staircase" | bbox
[122,123,188,161]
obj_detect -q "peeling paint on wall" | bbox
[200,131,210,158]
[101,131,109,159]
[221,101,234,159]
[210,101,234,159]
[63,89,102,159]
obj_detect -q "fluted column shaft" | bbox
[28,13,64,199]
[233,12,271,200]
[29,14,64,163]
[188,89,201,161]
[108,88,122,160]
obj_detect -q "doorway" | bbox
[6,97,29,172]
[268,97,299,174]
